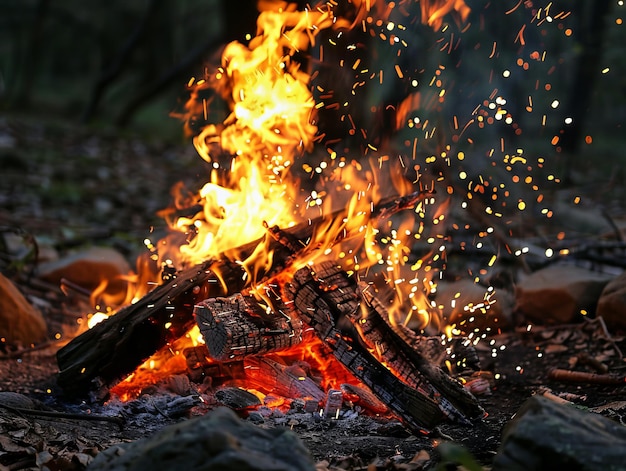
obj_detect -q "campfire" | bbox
[52,0,580,436]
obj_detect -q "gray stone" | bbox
[493,395,626,471]
[89,407,316,471]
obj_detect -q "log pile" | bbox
[56,190,485,432]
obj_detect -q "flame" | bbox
[420,0,471,30]
[93,0,477,401]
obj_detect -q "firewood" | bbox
[339,383,388,414]
[284,261,485,430]
[56,189,432,399]
[215,387,262,410]
[183,345,245,385]
[56,259,247,399]
[357,282,485,421]
[195,293,303,361]
[284,261,446,432]
[244,355,326,402]
[548,367,626,385]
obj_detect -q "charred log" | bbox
[283,261,445,432]
[357,283,485,420]
[195,293,303,361]
[56,260,246,399]
[283,261,484,431]
[244,355,326,402]
[183,346,244,385]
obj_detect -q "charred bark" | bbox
[284,261,445,431]
[283,261,484,432]
[195,293,303,361]
[357,283,485,420]
[183,345,244,385]
[244,355,326,402]
[56,190,432,399]
[56,259,245,399]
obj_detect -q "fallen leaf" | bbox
[545,344,568,354]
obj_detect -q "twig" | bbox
[577,352,609,373]
[0,339,67,360]
[548,368,626,385]
[0,403,124,427]
[60,277,93,297]
[587,316,623,359]
[536,387,573,405]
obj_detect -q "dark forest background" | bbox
[1,0,624,178]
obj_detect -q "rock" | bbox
[596,271,626,331]
[89,406,316,471]
[514,265,612,324]
[436,279,514,333]
[0,273,47,345]
[0,391,48,411]
[493,395,626,471]
[552,199,616,235]
[36,246,131,305]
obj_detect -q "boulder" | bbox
[493,395,626,471]
[89,407,316,471]
[514,265,612,324]
[0,273,47,345]
[36,246,131,305]
[596,271,626,331]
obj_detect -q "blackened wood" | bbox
[284,262,444,432]
[357,282,485,421]
[195,293,303,361]
[215,387,262,410]
[56,190,432,399]
[56,260,246,398]
[339,383,388,415]
[183,345,245,384]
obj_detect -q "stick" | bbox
[0,403,124,427]
[548,368,626,385]
[577,352,609,374]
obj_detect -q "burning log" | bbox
[195,293,303,361]
[356,283,485,421]
[339,383,388,415]
[56,190,432,399]
[56,259,245,399]
[183,346,244,385]
[283,261,441,431]
[283,261,484,431]
[243,355,326,402]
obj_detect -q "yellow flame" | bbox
[94,0,476,398]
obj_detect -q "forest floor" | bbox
[0,116,625,470]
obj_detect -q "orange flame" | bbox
[97,0,474,400]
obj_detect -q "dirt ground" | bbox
[1,118,625,469]
[1,319,624,469]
